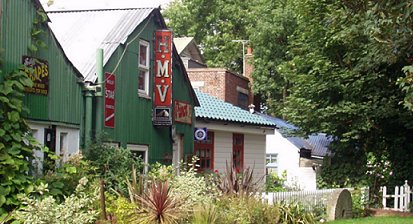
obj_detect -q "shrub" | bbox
[265,171,287,192]
[214,162,263,197]
[215,196,281,224]
[277,202,316,224]
[147,162,175,182]
[105,196,137,224]
[191,203,219,224]
[13,177,99,224]
[170,165,219,213]
[83,139,143,195]
[39,153,97,201]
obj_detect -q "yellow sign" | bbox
[22,56,49,95]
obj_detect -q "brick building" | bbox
[187,68,251,110]
[174,38,259,111]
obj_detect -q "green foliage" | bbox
[13,178,99,224]
[164,0,255,73]
[277,202,316,224]
[83,139,143,195]
[40,153,97,201]
[29,9,48,53]
[147,162,175,182]
[105,196,137,224]
[0,67,39,219]
[170,165,219,214]
[265,171,287,192]
[213,162,263,197]
[351,188,369,218]
[190,203,219,224]
[214,196,276,224]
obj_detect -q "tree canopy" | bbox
[164,0,413,190]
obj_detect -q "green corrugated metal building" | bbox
[1,0,84,164]
[47,7,199,165]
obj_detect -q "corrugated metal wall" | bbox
[102,17,196,162]
[172,61,196,157]
[1,0,83,125]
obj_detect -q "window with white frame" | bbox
[266,153,278,167]
[127,144,149,174]
[138,40,150,96]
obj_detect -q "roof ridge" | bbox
[47,7,157,13]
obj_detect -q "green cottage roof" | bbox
[194,90,276,127]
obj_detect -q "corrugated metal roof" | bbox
[47,8,154,82]
[194,90,275,127]
[257,112,332,157]
[307,134,333,157]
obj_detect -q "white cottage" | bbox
[259,113,332,190]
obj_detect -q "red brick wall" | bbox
[187,68,251,108]
[225,71,250,106]
[245,47,254,105]
[187,68,226,101]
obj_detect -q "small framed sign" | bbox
[194,128,207,141]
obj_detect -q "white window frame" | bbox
[127,144,149,174]
[138,40,150,97]
[266,153,278,167]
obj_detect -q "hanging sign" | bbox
[104,73,115,128]
[194,128,207,141]
[153,29,173,126]
[174,100,192,125]
[22,56,49,95]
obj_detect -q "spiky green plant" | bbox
[214,162,263,197]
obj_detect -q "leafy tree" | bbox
[259,0,413,190]
[164,0,255,73]
[165,0,413,194]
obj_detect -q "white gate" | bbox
[381,180,411,212]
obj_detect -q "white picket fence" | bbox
[381,180,412,212]
[262,188,351,211]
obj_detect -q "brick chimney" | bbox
[245,47,262,111]
[245,46,258,109]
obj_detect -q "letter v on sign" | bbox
[156,85,169,102]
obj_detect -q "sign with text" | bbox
[22,56,49,95]
[153,29,173,126]
[174,100,192,125]
[104,73,115,128]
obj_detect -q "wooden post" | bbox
[400,185,405,211]
[394,186,399,210]
[382,186,387,209]
[404,180,410,212]
[99,178,107,221]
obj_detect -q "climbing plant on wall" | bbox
[0,65,41,220]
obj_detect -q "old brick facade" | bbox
[187,68,251,109]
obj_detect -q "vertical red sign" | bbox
[153,30,173,126]
[154,30,173,106]
[104,73,115,128]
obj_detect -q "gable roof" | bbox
[258,113,332,157]
[194,90,275,127]
[47,8,156,82]
[174,37,205,64]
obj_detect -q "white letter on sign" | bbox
[156,60,170,77]
[157,35,170,53]
[156,85,169,102]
